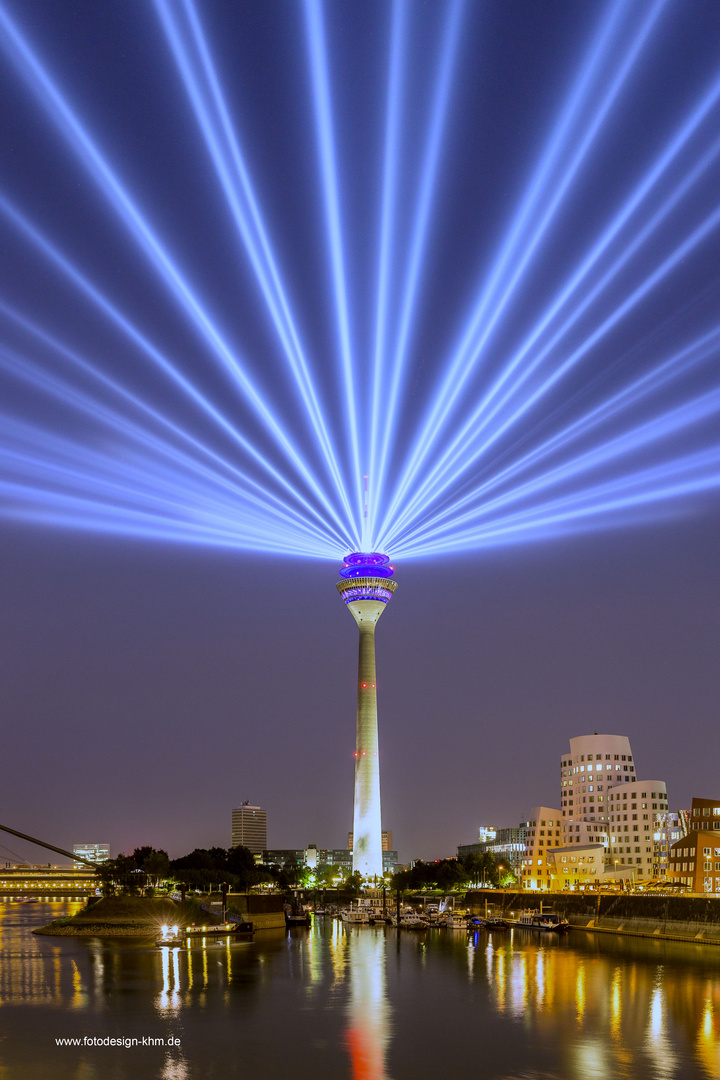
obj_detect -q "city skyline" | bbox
[1,2,719,863]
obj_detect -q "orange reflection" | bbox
[344,930,391,1080]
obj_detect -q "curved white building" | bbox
[560,734,637,823]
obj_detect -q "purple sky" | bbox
[0,1,719,864]
[4,508,719,863]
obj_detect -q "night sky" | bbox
[1,1,719,864]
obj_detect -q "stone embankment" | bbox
[466,890,720,945]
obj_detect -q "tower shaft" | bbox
[353,618,382,877]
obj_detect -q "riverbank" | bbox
[32,895,212,937]
[467,889,720,945]
[33,893,288,936]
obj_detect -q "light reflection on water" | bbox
[1,903,720,1078]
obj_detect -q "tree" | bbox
[143,850,170,885]
[132,847,170,885]
[170,848,219,873]
[459,851,498,887]
[99,853,141,894]
[345,871,363,895]
[226,845,259,889]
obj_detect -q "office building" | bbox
[521,807,563,890]
[687,797,720,833]
[546,844,635,887]
[652,810,688,878]
[668,798,720,894]
[73,843,109,868]
[262,846,397,876]
[348,831,393,852]
[231,803,267,854]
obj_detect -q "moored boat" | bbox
[515,910,569,932]
[443,912,469,929]
[484,916,509,930]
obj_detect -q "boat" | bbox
[443,912,469,930]
[157,921,254,947]
[389,911,428,929]
[467,916,487,930]
[284,900,311,927]
[341,898,390,925]
[516,910,569,932]
[484,916,509,930]
[285,910,311,927]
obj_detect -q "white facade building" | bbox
[560,733,636,823]
[231,803,267,854]
[607,780,668,882]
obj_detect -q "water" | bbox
[3,901,720,1079]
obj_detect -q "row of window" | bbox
[608,792,667,801]
[561,754,633,765]
[673,846,720,858]
[561,764,634,777]
[670,861,720,872]
[673,877,720,892]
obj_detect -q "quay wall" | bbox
[227,892,285,933]
[466,890,720,944]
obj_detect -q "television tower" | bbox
[336,552,397,878]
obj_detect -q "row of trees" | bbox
[391,853,516,892]
[98,845,516,895]
[98,845,264,893]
